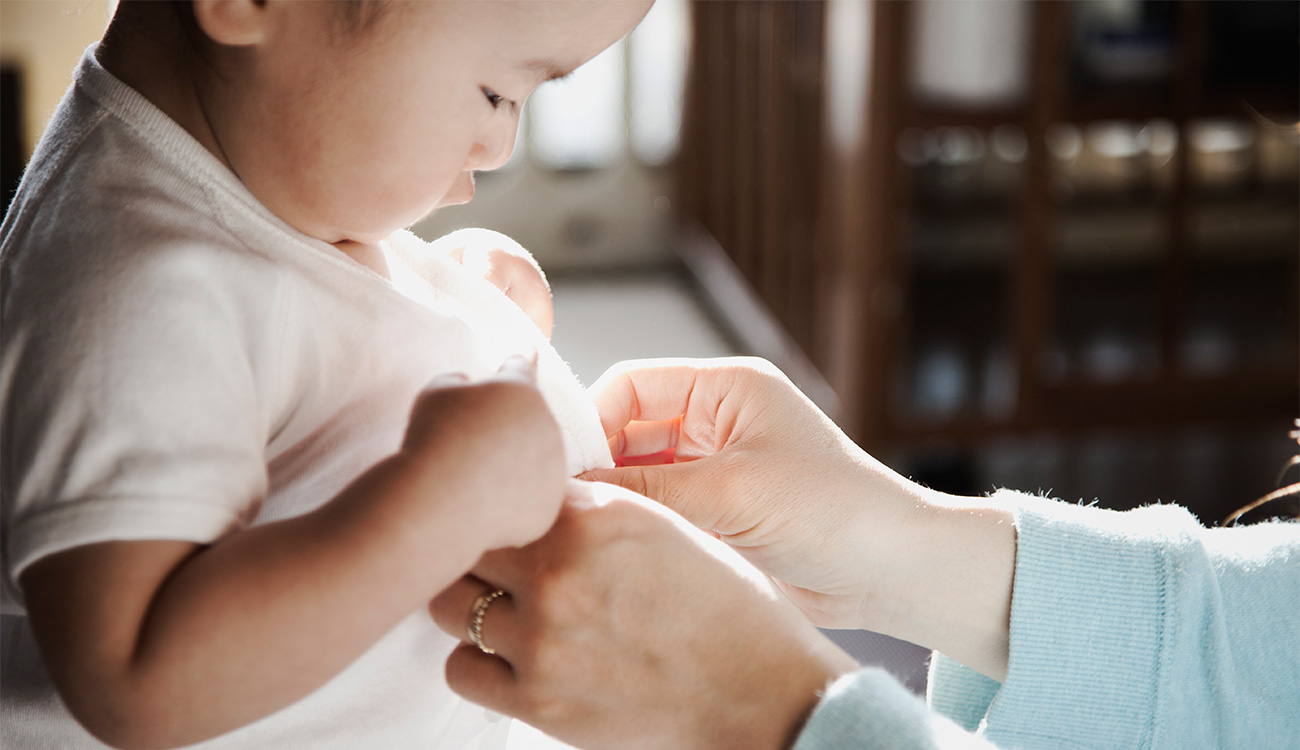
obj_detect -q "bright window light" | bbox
[630,0,690,165]
[529,40,627,170]
[500,105,527,170]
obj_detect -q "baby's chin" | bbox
[293,180,471,245]
[316,208,441,245]
[436,175,476,208]
[317,225,401,246]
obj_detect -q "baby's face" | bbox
[217,0,651,244]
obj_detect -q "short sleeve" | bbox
[1,236,278,609]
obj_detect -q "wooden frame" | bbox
[679,0,1298,452]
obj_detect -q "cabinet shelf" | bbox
[679,0,1297,458]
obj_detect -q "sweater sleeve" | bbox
[928,490,1300,749]
[794,669,997,750]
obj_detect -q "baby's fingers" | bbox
[422,351,536,393]
[489,352,538,385]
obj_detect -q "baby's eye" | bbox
[482,86,505,110]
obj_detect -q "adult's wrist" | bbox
[868,488,1018,681]
[730,638,858,750]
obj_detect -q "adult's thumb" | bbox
[580,463,715,526]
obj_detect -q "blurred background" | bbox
[4,0,1298,721]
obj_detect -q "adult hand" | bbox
[580,357,926,632]
[429,480,858,750]
[581,358,1016,680]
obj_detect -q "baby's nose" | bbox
[466,122,518,173]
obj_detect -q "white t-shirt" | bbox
[0,46,611,749]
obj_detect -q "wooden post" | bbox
[1015,1,1068,425]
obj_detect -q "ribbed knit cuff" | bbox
[796,668,993,750]
[927,652,1000,732]
[974,491,1197,748]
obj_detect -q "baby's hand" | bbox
[404,356,568,551]
[437,228,554,339]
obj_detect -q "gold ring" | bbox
[468,589,507,655]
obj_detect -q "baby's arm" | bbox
[20,371,566,750]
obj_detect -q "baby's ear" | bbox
[191,0,270,47]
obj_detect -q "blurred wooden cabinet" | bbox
[679,0,1298,454]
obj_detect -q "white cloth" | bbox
[0,46,611,749]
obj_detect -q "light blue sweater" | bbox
[794,491,1300,749]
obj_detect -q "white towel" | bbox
[386,229,614,477]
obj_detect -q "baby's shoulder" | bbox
[6,188,276,316]
[2,84,290,305]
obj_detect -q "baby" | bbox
[0,1,650,748]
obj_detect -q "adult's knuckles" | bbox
[524,525,617,612]
[566,492,658,546]
[506,617,550,666]
[528,557,601,623]
[515,686,573,730]
[515,630,584,692]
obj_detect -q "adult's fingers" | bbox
[443,643,520,714]
[590,357,788,455]
[588,358,718,439]
[612,416,680,459]
[429,576,527,658]
[580,462,727,530]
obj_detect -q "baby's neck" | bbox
[96,3,397,271]
[333,241,393,280]
[97,3,233,172]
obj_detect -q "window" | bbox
[414,0,692,269]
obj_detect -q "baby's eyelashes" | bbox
[481,86,506,110]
